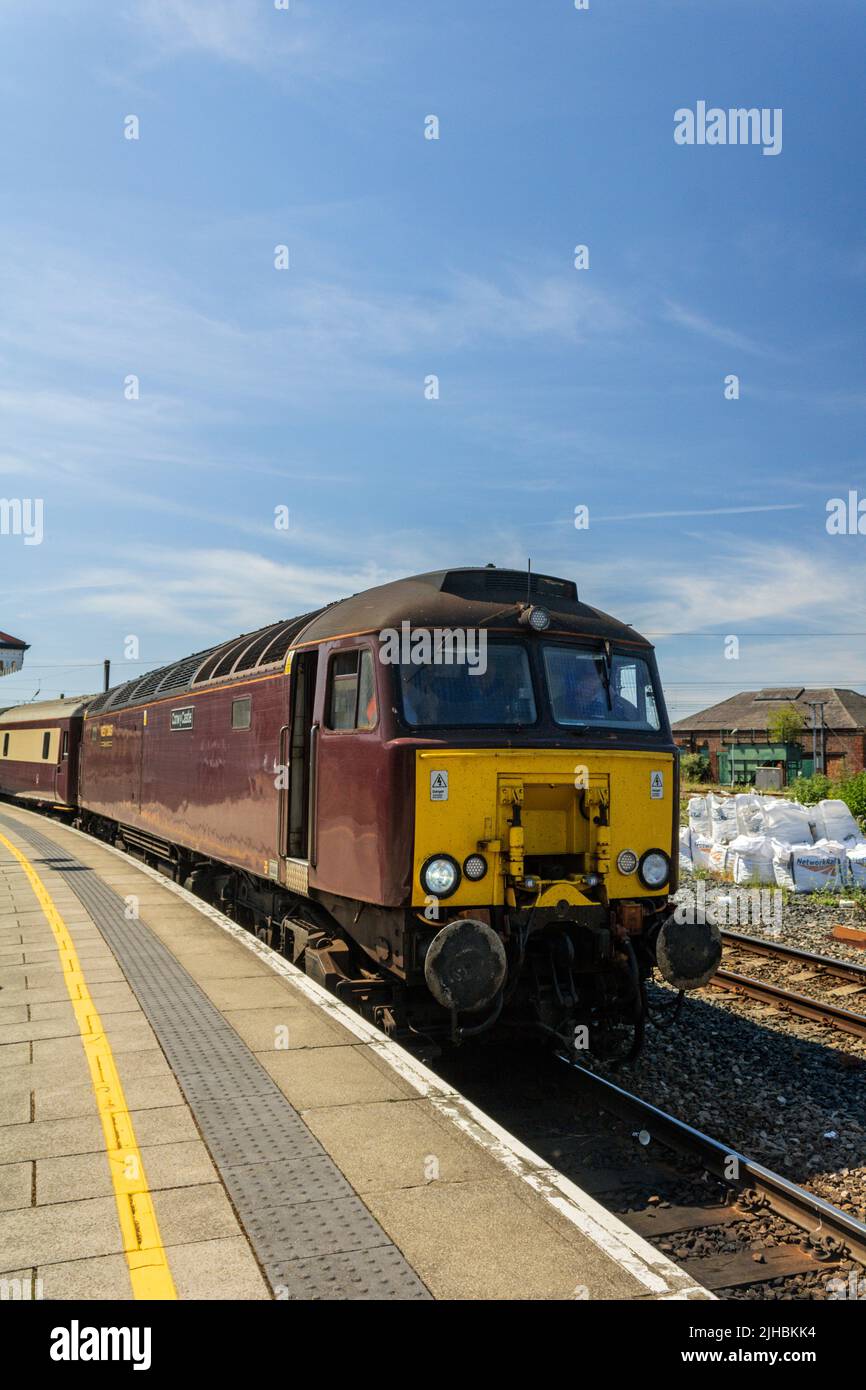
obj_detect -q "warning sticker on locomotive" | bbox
[650,770,664,799]
[170,706,194,731]
[430,770,449,801]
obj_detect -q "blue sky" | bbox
[0,0,864,720]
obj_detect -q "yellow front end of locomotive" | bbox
[411,748,675,909]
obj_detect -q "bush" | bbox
[789,770,866,830]
[790,773,834,805]
[840,771,866,826]
[681,753,712,784]
[767,703,807,744]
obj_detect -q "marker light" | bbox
[519,604,551,631]
[463,853,488,881]
[617,849,639,875]
[421,854,461,898]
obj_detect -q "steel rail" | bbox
[720,929,866,983]
[558,1058,866,1264]
[710,969,866,1039]
[714,931,866,1038]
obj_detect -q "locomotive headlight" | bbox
[463,853,488,881]
[421,854,461,898]
[638,849,670,889]
[616,849,639,875]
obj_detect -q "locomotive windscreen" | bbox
[398,643,537,727]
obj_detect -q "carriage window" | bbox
[327,650,377,730]
[543,647,661,731]
[91,723,98,741]
[42,732,51,759]
[61,730,69,759]
[232,697,251,730]
[2,733,8,756]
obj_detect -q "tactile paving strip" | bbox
[1,815,430,1300]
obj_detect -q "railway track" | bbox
[710,930,866,1040]
[558,1058,866,1296]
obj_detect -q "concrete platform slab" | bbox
[36,1140,218,1206]
[0,1160,30,1212]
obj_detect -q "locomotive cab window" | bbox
[231,696,251,730]
[41,731,50,759]
[543,646,661,731]
[399,642,537,728]
[327,649,377,731]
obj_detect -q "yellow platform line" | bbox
[0,831,177,1300]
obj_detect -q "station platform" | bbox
[0,802,710,1302]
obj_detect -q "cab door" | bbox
[278,650,318,889]
[55,726,70,803]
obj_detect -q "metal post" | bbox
[103,659,110,692]
[806,701,826,775]
[817,702,826,774]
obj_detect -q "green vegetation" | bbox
[790,769,866,829]
[681,752,712,783]
[787,772,834,804]
[766,703,807,744]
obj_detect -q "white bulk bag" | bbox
[691,833,713,872]
[764,799,814,845]
[847,843,866,888]
[678,826,693,872]
[727,833,775,886]
[771,839,797,891]
[707,842,730,877]
[708,794,739,844]
[813,799,861,847]
[789,841,846,894]
[734,794,765,835]
[688,796,710,837]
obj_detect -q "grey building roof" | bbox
[672,687,866,735]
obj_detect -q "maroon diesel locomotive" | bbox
[0,568,720,1053]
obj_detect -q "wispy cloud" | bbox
[625,540,865,636]
[593,503,803,522]
[0,233,636,493]
[40,545,397,640]
[662,298,772,357]
[129,0,313,69]
[125,0,390,83]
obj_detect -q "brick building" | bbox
[672,687,866,782]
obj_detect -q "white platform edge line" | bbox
[2,806,712,1300]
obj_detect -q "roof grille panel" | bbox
[155,653,212,695]
[129,668,169,700]
[232,627,288,674]
[210,631,267,680]
[257,611,322,667]
[104,680,142,711]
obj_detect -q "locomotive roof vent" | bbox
[439,568,578,606]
